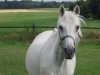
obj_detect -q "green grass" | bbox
[0,12,100,40]
[0,12,58,40]
[0,40,100,75]
[75,40,100,75]
[0,12,100,32]
[0,9,100,75]
[86,19,100,27]
[0,41,30,75]
[0,12,100,27]
[0,12,58,27]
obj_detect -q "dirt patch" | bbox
[0,9,58,13]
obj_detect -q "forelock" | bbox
[64,11,79,25]
[58,11,85,26]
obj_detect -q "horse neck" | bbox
[49,29,64,67]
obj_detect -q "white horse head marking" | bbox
[58,5,83,59]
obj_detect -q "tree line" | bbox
[76,0,100,19]
[0,1,72,9]
[0,0,100,19]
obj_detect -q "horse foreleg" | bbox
[66,55,76,75]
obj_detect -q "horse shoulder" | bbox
[26,30,53,75]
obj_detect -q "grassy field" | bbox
[0,40,100,75]
[0,12,100,27]
[75,40,100,75]
[0,12,58,27]
[0,12,58,40]
[0,11,100,41]
[0,41,29,75]
[0,9,100,75]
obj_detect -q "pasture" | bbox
[0,40,100,75]
[0,9,100,75]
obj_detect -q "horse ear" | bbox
[73,5,80,15]
[60,5,65,16]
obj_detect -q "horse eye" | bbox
[76,26,79,31]
[59,26,63,31]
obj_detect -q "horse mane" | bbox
[59,11,85,26]
[78,15,86,25]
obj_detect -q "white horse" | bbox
[26,5,85,75]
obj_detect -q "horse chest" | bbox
[40,50,66,75]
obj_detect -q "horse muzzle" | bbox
[64,47,75,59]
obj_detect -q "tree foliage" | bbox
[76,1,89,18]
[0,1,72,9]
[76,0,100,19]
[0,0,99,19]
[87,0,100,19]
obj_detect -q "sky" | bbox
[0,0,76,2]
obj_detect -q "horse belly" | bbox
[26,31,53,75]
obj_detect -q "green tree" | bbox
[87,0,100,19]
[76,0,90,18]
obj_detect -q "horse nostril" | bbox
[64,48,75,52]
[74,48,76,52]
[64,48,67,53]
[64,48,75,54]
[64,48,70,54]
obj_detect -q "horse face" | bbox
[58,5,82,59]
